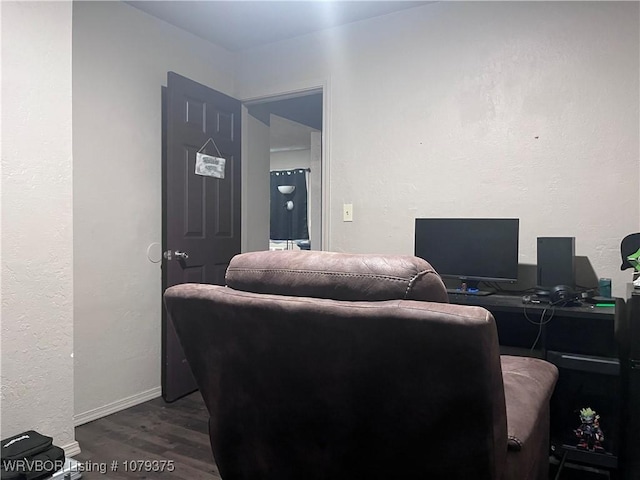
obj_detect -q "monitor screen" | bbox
[414,218,519,283]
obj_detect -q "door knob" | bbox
[174,251,189,260]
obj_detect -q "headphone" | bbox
[550,285,574,304]
[549,285,594,306]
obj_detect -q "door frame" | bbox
[240,78,331,252]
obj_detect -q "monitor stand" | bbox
[446,281,495,296]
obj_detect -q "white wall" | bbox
[1,1,77,452]
[309,131,323,250]
[72,1,235,422]
[271,149,311,171]
[242,109,271,253]
[237,1,640,297]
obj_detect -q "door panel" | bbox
[162,72,241,402]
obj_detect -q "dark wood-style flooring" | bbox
[75,392,219,479]
[75,392,612,480]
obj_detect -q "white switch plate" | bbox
[343,203,353,222]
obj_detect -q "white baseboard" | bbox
[74,386,162,427]
[61,440,81,457]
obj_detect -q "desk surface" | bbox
[447,292,617,320]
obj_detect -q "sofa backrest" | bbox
[225,250,449,302]
[164,251,507,480]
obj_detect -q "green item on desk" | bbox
[595,303,615,307]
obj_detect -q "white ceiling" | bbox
[127,1,430,52]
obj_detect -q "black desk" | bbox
[447,293,619,357]
[447,292,616,317]
[448,293,623,473]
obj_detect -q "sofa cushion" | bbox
[225,250,448,302]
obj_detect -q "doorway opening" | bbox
[245,91,323,252]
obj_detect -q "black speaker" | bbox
[537,237,575,290]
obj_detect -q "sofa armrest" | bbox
[501,355,558,451]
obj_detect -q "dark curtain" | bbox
[270,169,309,241]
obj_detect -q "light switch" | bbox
[343,204,353,222]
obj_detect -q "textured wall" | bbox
[271,149,312,171]
[1,1,75,448]
[237,1,640,297]
[242,111,271,253]
[72,1,235,421]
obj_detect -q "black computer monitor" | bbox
[414,218,519,295]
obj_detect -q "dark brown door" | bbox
[162,72,241,402]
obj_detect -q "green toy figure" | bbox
[620,233,640,288]
[574,407,605,452]
[628,248,640,287]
